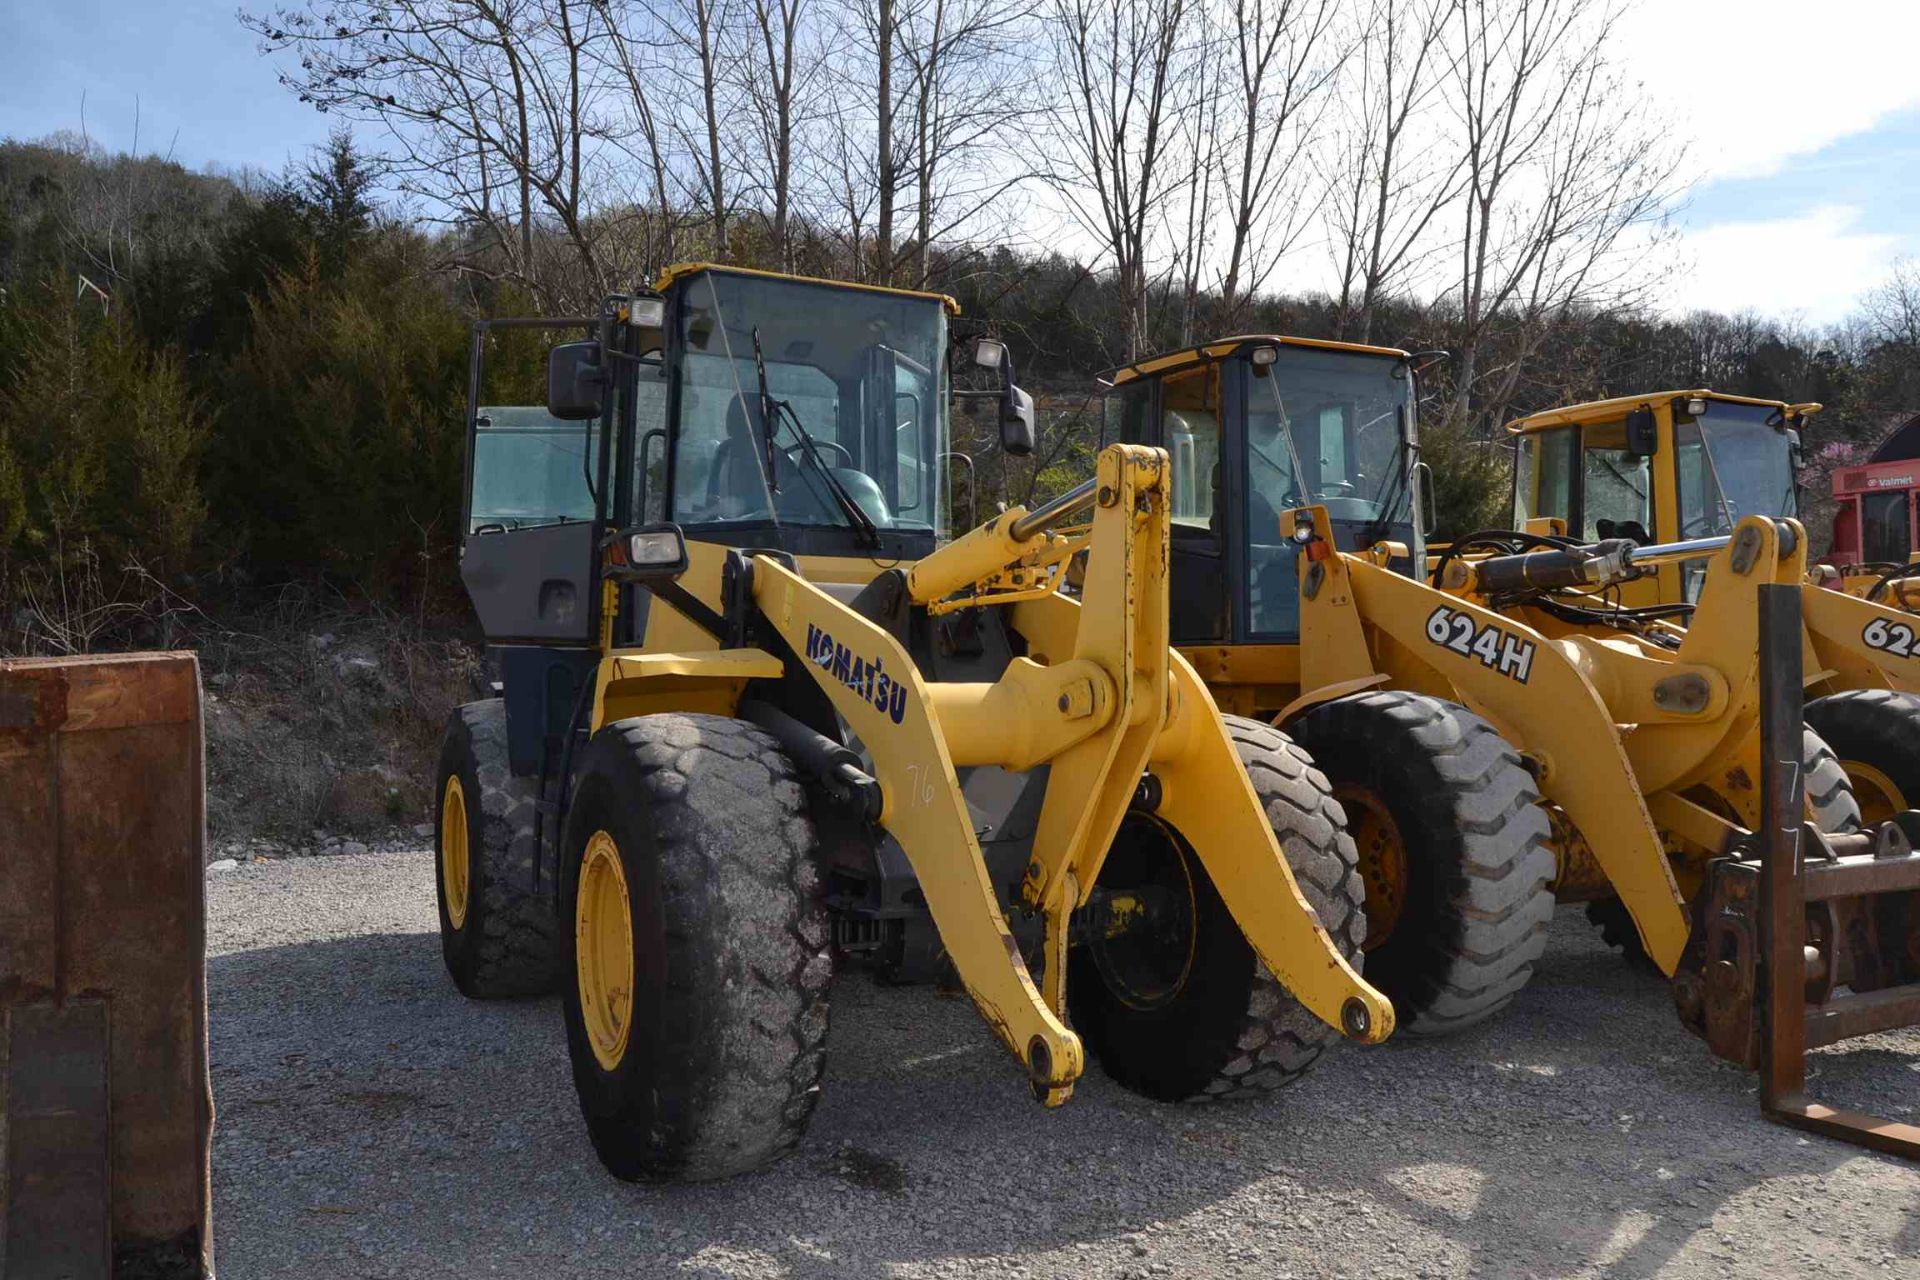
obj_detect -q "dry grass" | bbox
[193,588,485,842]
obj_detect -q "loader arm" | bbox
[753,448,1392,1104]
[1288,505,1691,974]
[1802,582,1920,694]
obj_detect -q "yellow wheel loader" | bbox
[433,267,1389,1183]
[1499,389,1920,828]
[1101,340,1920,1104]
[1508,388,1920,607]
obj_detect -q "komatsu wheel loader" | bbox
[432,267,1390,1183]
[1101,340,1920,1126]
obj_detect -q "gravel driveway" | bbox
[209,850,1920,1279]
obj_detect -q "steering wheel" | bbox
[786,439,854,468]
[1318,481,1358,497]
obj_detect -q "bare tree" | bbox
[1165,30,1221,346]
[1044,0,1196,360]
[1321,0,1459,343]
[1863,257,1920,350]
[739,0,814,269]
[895,0,1037,284]
[1443,0,1684,428]
[1211,0,1342,329]
[599,1,685,268]
[601,0,741,262]
[244,0,630,304]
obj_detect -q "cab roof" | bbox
[653,262,962,316]
[1109,334,1410,386]
[1505,389,1822,435]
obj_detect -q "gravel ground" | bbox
[208,850,1920,1279]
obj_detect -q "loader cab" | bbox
[1108,337,1427,645]
[459,265,1006,776]
[1509,391,1812,605]
[459,266,968,646]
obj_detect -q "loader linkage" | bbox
[756,444,1391,1102]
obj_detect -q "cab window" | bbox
[1162,366,1222,532]
[1514,426,1574,529]
[470,407,598,532]
[468,324,601,532]
[1578,419,1651,542]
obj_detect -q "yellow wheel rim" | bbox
[440,775,471,930]
[1842,759,1907,827]
[1337,785,1408,951]
[576,831,636,1072]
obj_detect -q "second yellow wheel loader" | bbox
[431,267,1389,1182]
[1100,339,1920,1089]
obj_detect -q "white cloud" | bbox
[1675,205,1904,321]
[1616,0,1920,180]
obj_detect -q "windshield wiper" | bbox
[1693,420,1740,533]
[751,326,881,548]
[750,326,781,495]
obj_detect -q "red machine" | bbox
[1829,457,1920,566]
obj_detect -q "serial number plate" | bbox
[1863,616,1920,659]
[1425,606,1537,683]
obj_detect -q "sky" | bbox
[3,0,1919,325]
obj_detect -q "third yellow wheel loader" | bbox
[1100,340,1920,1101]
[431,268,1389,1183]
[1498,389,1920,829]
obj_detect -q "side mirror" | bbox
[1001,385,1036,457]
[547,341,605,421]
[1788,428,1805,471]
[1624,407,1657,458]
[1414,460,1437,539]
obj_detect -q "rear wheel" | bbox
[1068,717,1364,1101]
[1805,691,1920,826]
[560,713,831,1182]
[434,700,560,998]
[1289,691,1555,1036]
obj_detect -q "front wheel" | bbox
[1806,690,1920,826]
[1067,717,1365,1101]
[1288,691,1556,1036]
[560,713,832,1182]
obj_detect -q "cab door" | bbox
[459,318,605,645]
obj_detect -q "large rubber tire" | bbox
[559,713,831,1182]
[1587,727,1859,961]
[1067,716,1365,1101]
[1805,690,1920,826]
[434,700,561,998]
[1289,691,1555,1037]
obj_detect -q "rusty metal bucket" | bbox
[1,653,212,1278]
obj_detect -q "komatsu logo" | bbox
[805,623,909,724]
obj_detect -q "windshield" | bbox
[1245,347,1416,638]
[1675,402,1797,537]
[1247,347,1414,533]
[669,271,949,536]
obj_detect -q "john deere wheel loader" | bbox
[433,266,1391,1183]
[1102,339,1920,1074]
